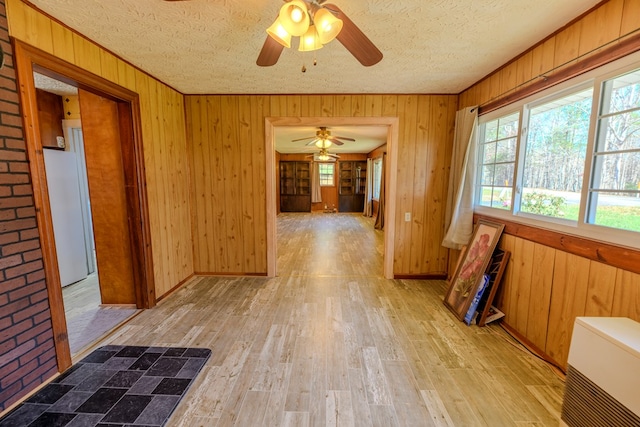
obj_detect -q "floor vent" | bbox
[562,365,640,427]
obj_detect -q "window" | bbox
[373,158,382,199]
[474,52,640,248]
[318,163,334,186]
[477,112,519,210]
[520,87,593,220]
[588,69,640,232]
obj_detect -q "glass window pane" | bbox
[601,69,640,115]
[478,186,495,207]
[482,142,497,164]
[496,137,517,163]
[493,163,514,187]
[592,152,640,191]
[497,112,520,139]
[484,120,498,142]
[597,112,640,152]
[522,88,592,219]
[491,187,512,210]
[589,191,640,232]
[481,165,495,186]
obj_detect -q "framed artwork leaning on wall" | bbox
[444,219,505,321]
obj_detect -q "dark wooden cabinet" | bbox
[280,161,311,212]
[338,161,366,212]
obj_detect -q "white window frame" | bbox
[373,158,382,200]
[474,50,640,249]
[318,163,335,187]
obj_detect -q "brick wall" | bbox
[0,0,58,413]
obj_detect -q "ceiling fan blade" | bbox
[325,4,383,66]
[333,136,356,142]
[327,138,344,146]
[257,35,284,67]
[291,136,314,142]
[305,139,321,146]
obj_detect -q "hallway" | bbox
[96,213,564,426]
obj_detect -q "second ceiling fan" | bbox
[292,126,355,149]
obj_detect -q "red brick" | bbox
[8,162,29,173]
[26,268,45,284]
[12,184,33,196]
[18,344,49,368]
[0,314,10,329]
[0,379,23,409]
[0,217,36,233]
[2,318,33,343]
[4,357,38,387]
[0,293,7,306]
[17,321,49,345]
[0,339,34,367]
[22,359,57,386]
[8,281,43,302]
[29,289,49,304]
[0,195,32,209]
[16,206,35,218]
[0,100,19,115]
[2,239,39,256]
[0,253,21,269]
[0,162,7,172]
[4,259,43,279]
[1,113,20,127]
[2,296,29,317]
[38,345,56,365]
[4,138,26,150]
[0,207,15,220]
[0,78,17,93]
[0,149,26,162]
[22,248,42,262]
[0,89,18,105]
[0,173,29,185]
[0,185,11,196]
[33,310,51,325]
[35,328,53,345]
[19,228,39,240]
[1,278,25,297]
[12,300,49,323]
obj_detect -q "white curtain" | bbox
[442,106,478,249]
[363,158,374,217]
[311,161,322,203]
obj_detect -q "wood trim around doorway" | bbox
[265,116,399,279]
[13,40,155,371]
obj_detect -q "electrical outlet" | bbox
[404,212,411,222]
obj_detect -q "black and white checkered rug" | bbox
[0,345,211,427]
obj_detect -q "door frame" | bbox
[265,116,399,279]
[13,41,155,371]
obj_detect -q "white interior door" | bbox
[44,148,89,286]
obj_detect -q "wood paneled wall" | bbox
[186,95,457,276]
[459,0,640,369]
[7,0,193,298]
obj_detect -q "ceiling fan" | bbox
[256,1,383,67]
[306,148,340,161]
[293,126,355,148]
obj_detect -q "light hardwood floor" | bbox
[96,213,565,426]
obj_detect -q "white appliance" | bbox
[43,148,89,286]
[561,317,640,427]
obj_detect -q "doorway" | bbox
[14,41,154,371]
[265,117,399,279]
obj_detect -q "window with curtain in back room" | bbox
[319,163,334,186]
[373,158,382,200]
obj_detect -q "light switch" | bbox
[404,212,411,222]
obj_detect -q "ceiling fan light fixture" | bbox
[315,138,332,148]
[266,18,292,48]
[298,25,323,52]
[318,154,330,161]
[279,0,310,37]
[313,8,343,44]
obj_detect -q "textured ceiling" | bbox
[26,0,602,95]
